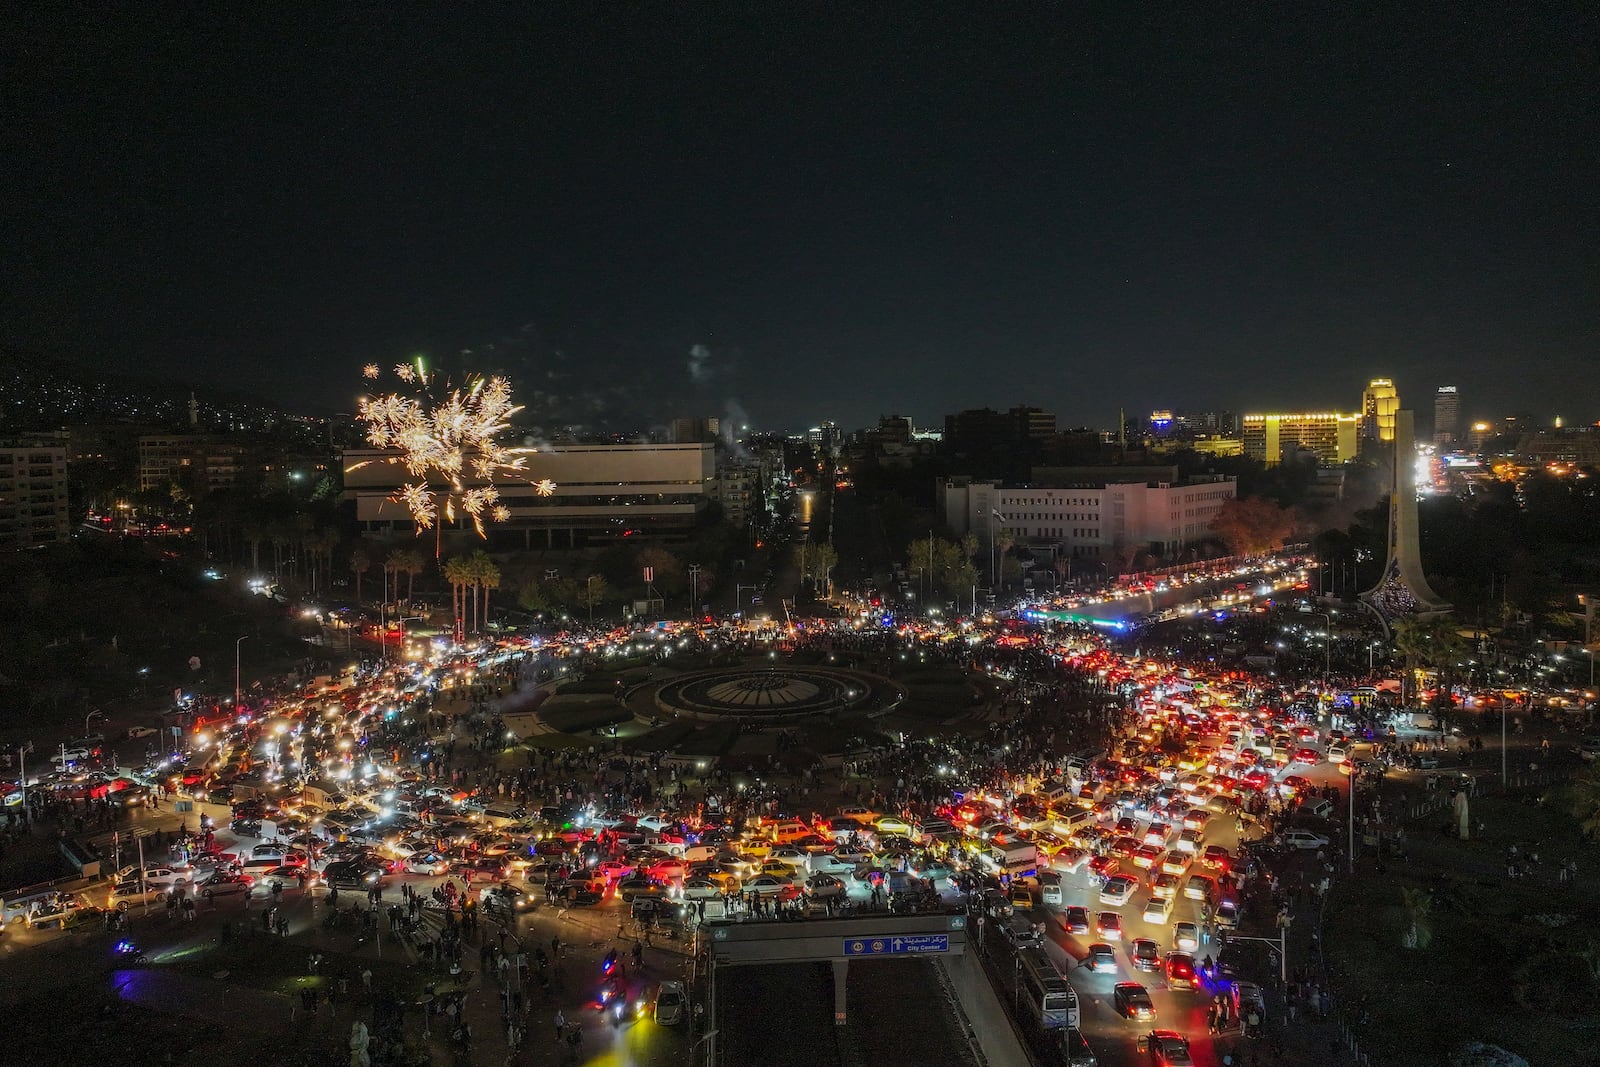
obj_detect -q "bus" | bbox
[1016,946,1079,1030]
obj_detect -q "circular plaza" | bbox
[653,665,902,726]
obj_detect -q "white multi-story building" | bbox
[939,468,1236,560]
[0,433,71,549]
[343,442,715,548]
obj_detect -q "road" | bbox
[2,813,694,1067]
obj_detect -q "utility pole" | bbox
[235,635,250,710]
[688,564,701,615]
[17,743,31,829]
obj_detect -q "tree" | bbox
[1399,887,1433,949]
[349,544,372,604]
[466,550,500,632]
[794,542,839,596]
[906,535,981,608]
[636,546,685,596]
[384,548,409,605]
[443,555,473,641]
[1209,496,1297,557]
[396,548,426,603]
[1569,762,1600,842]
[1393,614,1467,707]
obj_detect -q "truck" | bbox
[984,841,1038,879]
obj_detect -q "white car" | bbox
[807,853,858,876]
[136,866,194,888]
[679,878,723,901]
[1283,830,1330,851]
[1327,744,1348,765]
[803,874,847,899]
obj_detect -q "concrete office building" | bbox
[0,433,71,549]
[1240,413,1361,466]
[939,468,1236,561]
[343,441,716,547]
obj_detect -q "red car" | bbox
[1292,748,1321,765]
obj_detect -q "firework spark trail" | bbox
[349,361,555,545]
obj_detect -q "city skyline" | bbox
[5,8,1596,432]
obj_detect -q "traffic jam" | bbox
[3,593,1357,1063]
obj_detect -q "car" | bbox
[1141,823,1172,847]
[803,874,847,899]
[108,785,153,808]
[1293,747,1321,765]
[1214,899,1240,930]
[1137,1029,1193,1066]
[1096,912,1123,940]
[1174,828,1203,854]
[654,979,687,1026]
[1232,980,1267,1023]
[137,866,194,888]
[1130,937,1161,972]
[1184,874,1217,902]
[1160,851,1190,878]
[1283,830,1330,851]
[404,852,450,876]
[1163,952,1198,990]
[1132,845,1163,870]
[323,861,383,889]
[680,877,724,900]
[1327,744,1349,764]
[197,871,254,899]
[1099,875,1138,906]
[594,860,635,881]
[1142,897,1172,925]
[106,881,164,911]
[1173,920,1200,952]
[482,882,541,913]
[617,877,664,902]
[1200,845,1234,870]
[1150,873,1181,901]
[743,874,793,897]
[1081,942,1119,971]
[126,726,160,739]
[1113,982,1156,1021]
[1062,905,1091,935]
[1010,887,1035,910]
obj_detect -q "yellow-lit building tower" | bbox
[1362,378,1399,442]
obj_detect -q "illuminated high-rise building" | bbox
[1240,413,1361,466]
[1433,386,1460,445]
[1362,379,1399,442]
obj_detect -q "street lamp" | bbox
[84,707,103,739]
[234,635,250,711]
[1313,612,1335,704]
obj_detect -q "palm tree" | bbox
[470,551,501,633]
[397,548,425,603]
[443,555,472,642]
[384,548,409,606]
[1399,886,1433,949]
[349,545,372,604]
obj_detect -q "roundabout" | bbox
[654,664,903,725]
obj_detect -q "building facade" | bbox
[1240,413,1360,466]
[938,469,1236,560]
[343,442,716,547]
[1433,386,1460,446]
[0,433,71,549]
[1362,379,1400,442]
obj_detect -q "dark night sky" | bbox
[4,5,1597,432]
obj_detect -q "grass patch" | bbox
[1326,865,1597,1067]
[539,699,631,734]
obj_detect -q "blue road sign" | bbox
[842,934,950,956]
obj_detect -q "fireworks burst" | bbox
[348,359,555,543]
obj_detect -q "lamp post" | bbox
[84,708,102,739]
[1313,612,1335,707]
[234,635,250,711]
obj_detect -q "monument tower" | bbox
[1362,409,1451,619]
